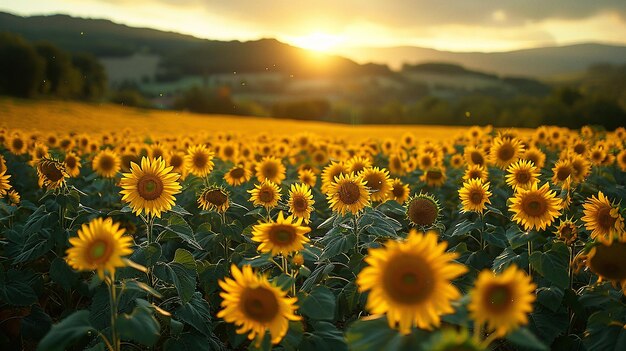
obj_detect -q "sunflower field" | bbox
[1,121,626,351]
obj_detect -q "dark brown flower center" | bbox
[41,162,64,182]
[204,189,227,206]
[65,156,77,168]
[383,254,434,304]
[522,193,547,217]
[407,197,438,226]
[483,283,514,314]
[427,170,443,180]
[241,287,279,322]
[258,188,275,203]
[230,167,245,179]
[471,151,484,165]
[270,225,296,245]
[337,182,361,205]
[193,152,208,168]
[292,195,308,212]
[470,190,484,205]
[98,155,115,171]
[169,155,183,168]
[497,143,515,162]
[261,162,278,179]
[516,170,531,184]
[392,184,405,198]
[137,175,164,200]
[574,144,586,154]
[364,173,384,193]
[12,138,24,151]
[597,206,617,230]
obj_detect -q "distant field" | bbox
[0,98,515,140]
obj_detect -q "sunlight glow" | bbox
[289,32,344,52]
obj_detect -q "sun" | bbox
[290,32,343,52]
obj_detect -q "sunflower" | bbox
[252,211,311,256]
[198,187,230,213]
[149,143,168,160]
[357,230,467,334]
[321,161,348,192]
[6,189,20,206]
[119,156,182,218]
[509,182,562,231]
[297,168,317,187]
[490,136,524,169]
[586,239,626,295]
[256,156,286,184]
[406,193,441,228]
[217,264,300,346]
[219,141,239,162]
[29,142,49,166]
[617,149,626,172]
[449,154,464,169]
[64,152,81,178]
[120,152,140,173]
[420,167,447,187]
[589,146,606,165]
[416,152,440,171]
[459,179,492,214]
[92,149,121,178]
[326,173,370,216]
[0,170,11,196]
[568,153,591,183]
[400,132,416,149]
[505,159,539,191]
[0,154,6,174]
[388,152,407,176]
[550,159,574,188]
[359,167,393,202]
[65,217,133,279]
[7,134,27,155]
[37,158,68,190]
[463,164,489,182]
[464,146,487,167]
[582,191,624,244]
[248,181,282,209]
[346,156,372,175]
[224,164,252,186]
[390,178,410,204]
[523,147,546,169]
[287,183,315,224]
[468,265,536,337]
[185,144,215,177]
[555,218,578,245]
[166,150,186,175]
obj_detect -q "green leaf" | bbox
[0,269,38,306]
[529,242,569,289]
[37,310,94,351]
[20,305,52,340]
[536,286,564,313]
[154,249,197,304]
[174,292,212,337]
[346,316,424,351]
[298,285,336,321]
[174,248,197,270]
[117,303,161,346]
[492,247,528,273]
[506,327,549,351]
[50,257,79,291]
[160,214,202,250]
[123,280,163,299]
[164,333,222,351]
[585,310,626,351]
[319,232,356,260]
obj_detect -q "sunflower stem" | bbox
[353,214,360,251]
[567,244,576,334]
[480,332,499,349]
[106,273,121,351]
[527,240,533,279]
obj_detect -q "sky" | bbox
[3,0,626,53]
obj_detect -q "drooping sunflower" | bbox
[198,187,230,213]
[468,265,536,337]
[463,164,489,182]
[505,159,539,191]
[29,142,49,166]
[326,173,370,216]
[185,144,215,177]
[490,136,524,169]
[0,170,11,196]
[357,230,467,334]
[287,183,315,224]
[297,168,317,187]
[217,265,300,346]
[406,193,441,228]
[420,167,447,187]
[37,158,68,190]
[0,154,6,174]
[64,152,81,178]
[65,217,133,279]
[321,161,348,193]
[586,239,626,294]
[252,211,311,256]
[256,156,286,184]
[359,167,393,202]
[582,191,625,243]
[459,178,492,214]
[390,178,410,204]
[555,218,578,245]
[119,156,182,218]
[248,180,282,209]
[92,149,121,178]
[224,164,252,186]
[523,147,546,169]
[464,146,487,167]
[551,159,574,188]
[616,149,626,172]
[6,189,20,206]
[509,182,562,231]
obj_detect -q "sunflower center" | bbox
[152,149,164,159]
[470,190,484,205]
[338,182,361,205]
[408,198,438,226]
[223,146,234,157]
[230,167,245,179]
[65,156,77,168]
[12,138,24,150]
[137,175,164,201]
[597,206,617,230]
[193,152,208,168]
[169,155,183,168]
[261,163,278,179]
[259,188,275,203]
[99,155,115,171]
[241,287,280,323]
[497,143,515,161]
[588,242,626,280]
[41,162,64,182]
[471,151,484,165]
[468,170,481,179]
[427,170,443,180]
[392,184,405,198]
[556,166,571,181]
[421,156,432,168]
[204,189,227,206]
[364,174,384,193]
[484,284,513,313]
[574,144,586,154]
[383,253,434,304]
[88,240,113,264]
[270,225,296,245]
[516,170,531,184]
[522,194,547,217]
[60,139,71,149]
[292,196,308,212]
[392,157,402,169]
[314,152,325,163]
[351,163,365,174]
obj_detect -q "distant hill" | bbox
[0,12,390,79]
[336,43,626,78]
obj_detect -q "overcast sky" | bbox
[3,0,626,52]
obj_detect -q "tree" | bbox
[0,32,45,98]
[35,41,82,97]
[72,53,107,100]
